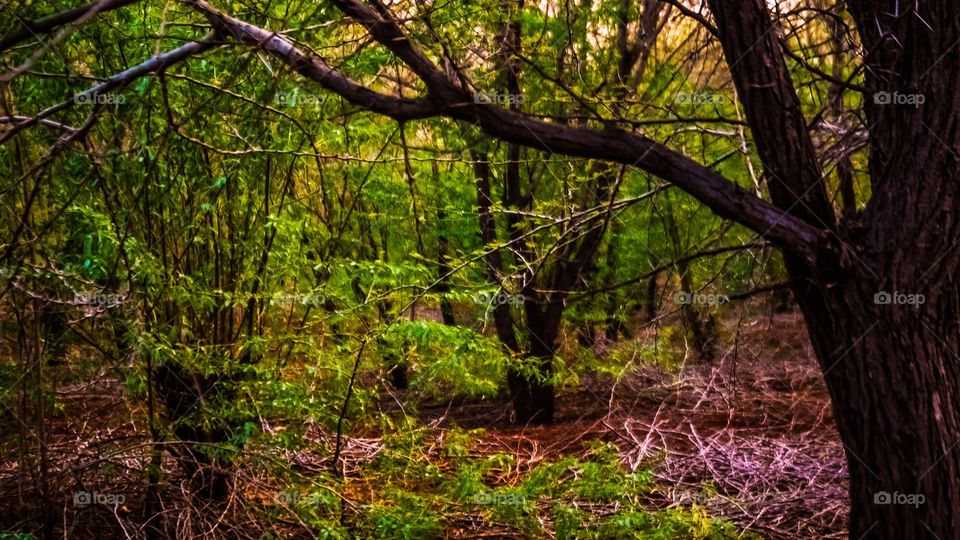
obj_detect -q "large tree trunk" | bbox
[506,351,555,425]
[798,277,960,537]
[703,0,960,535]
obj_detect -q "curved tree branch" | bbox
[0,0,138,52]
[706,0,837,232]
[0,33,219,145]
[181,0,826,263]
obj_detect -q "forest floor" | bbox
[0,309,848,539]
[412,310,848,538]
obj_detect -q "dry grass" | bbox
[0,310,848,539]
[603,311,847,538]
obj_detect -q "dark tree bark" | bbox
[645,274,658,324]
[473,144,581,425]
[155,362,230,500]
[472,152,520,354]
[677,260,718,362]
[705,1,960,536]
[435,206,457,327]
[494,0,561,425]
[474,148,553,424]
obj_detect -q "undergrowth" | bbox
[256,426,755,539]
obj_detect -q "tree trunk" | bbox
[645,275,658,323]
[505,356,554,425]
[677,260,718,362]
[435,207,457,326]
[509,308,557,425]
[797,279,960,538]
[155,362,231,500]
[703,1,960,534]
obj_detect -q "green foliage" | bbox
[590,507,750,540]
[258,427,750,539]
[0,532,36,540]
[518,441,653,503]
[383,321,509,399]
[362,492,444,540]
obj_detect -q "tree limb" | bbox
[0,34,219,145]
[706,0,836,232]
[180,0,826,263]
[0,0,138,52]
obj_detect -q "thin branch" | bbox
[0,0,138,52]
[0,33,219,146]
[181,0,826,262]
[572,242,770,299]
[0,115,76,132]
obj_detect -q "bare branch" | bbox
[0,0,138,52]
[0,33,219,145]
[0,115,76,132]
[181,0,826,262]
